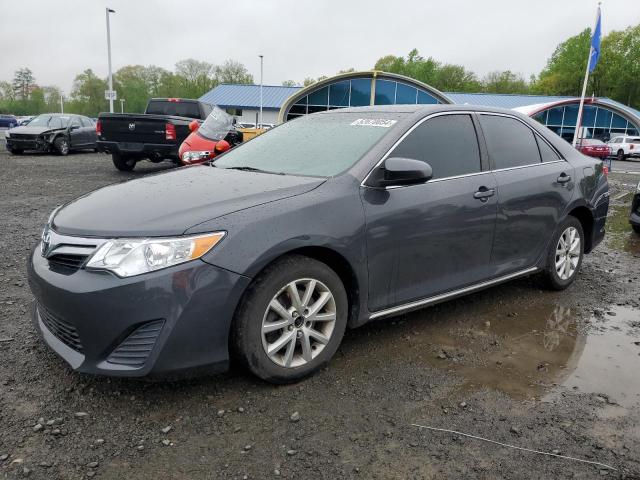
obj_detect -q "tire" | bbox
[232,254,348,383]
[617,149,625,161]
[54,136,70,156]
[8,148,23,155]
[543,216,584,290]
[632,224,640,235]
[112,153,136,172]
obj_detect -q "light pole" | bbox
[60,94,64,114]
[106,7,116,113]
[259,54,263,128]
[120,99,125,113]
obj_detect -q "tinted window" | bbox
[536,136,560,162]
[146,100,201,119]
[479,115,541,169]
[390,114,481,179]
[80,117,93,127]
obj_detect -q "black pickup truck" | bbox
[97,98,213,171]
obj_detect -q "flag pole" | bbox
[572,3,601,148]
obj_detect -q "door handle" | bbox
[557,173,572,184]
[473,187,495,201]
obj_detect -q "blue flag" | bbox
[589,7,602,73]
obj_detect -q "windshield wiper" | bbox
[224,166,285,175]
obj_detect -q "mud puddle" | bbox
[340,294,640,406]
[606,204,640,255]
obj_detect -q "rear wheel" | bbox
[8,148,23,155]
[617,149,625,161]
[632,224,640,234]
[232,255,348,383]
[543,216,584,290]
[54,137,69,156]
[112,153,136,171]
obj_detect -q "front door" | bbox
[362,113,498,312]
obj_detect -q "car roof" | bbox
[317,104,528,117]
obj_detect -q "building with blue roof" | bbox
[201,71,640,141]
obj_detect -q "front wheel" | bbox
[54,137,69,156]
[112,153,136,171]
[232,255,348,383]
[543,217,584,290]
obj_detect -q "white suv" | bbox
[608,135,640,160]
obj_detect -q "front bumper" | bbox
[28,246,251,377]
[6,137,49,152]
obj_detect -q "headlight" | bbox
[5,131,10,138]
[86,232,225,277]
[182,151,212,163]
[636,181,640,192]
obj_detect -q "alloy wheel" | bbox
[261,278,337,368]
[555,227,580,280]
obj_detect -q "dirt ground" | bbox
[1,149,639,479]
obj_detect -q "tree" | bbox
[69,69,108,116]
[281,80,298,87]
[532,29,591,96]
[482,70,529,94]
[303,77,316,87]
[12,68,36,100]
[216,60,254,84]
[174,59,217,98]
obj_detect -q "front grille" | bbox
[10,133,37,140]
[107,320,165,368]
[48,253,89,272]
[38,305,84,353]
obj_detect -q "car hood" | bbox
[52,166,325,237]
[9,125,63,135]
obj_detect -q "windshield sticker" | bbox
[350,118,397,128]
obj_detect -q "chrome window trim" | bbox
[360,110,482,189]
[368,266,538,320]
[491,159,565,174]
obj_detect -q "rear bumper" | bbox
[97,140,178,160]
[28,246,251,378]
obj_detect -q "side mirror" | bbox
[189,120,200,132]
[214,139,230,154]
[377,157,432,187]
[70,124,80,131]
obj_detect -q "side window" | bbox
[70,117,81,128]
[390,114,481,180]
[535,136,561,162]
[479,115,541,169]
[80,117,93,127]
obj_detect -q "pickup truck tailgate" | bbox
[99,114,174,145]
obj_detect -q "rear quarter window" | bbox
[479,115,541,170]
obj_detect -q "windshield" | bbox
[199,107,233,141]
[29,115,70,128]
[214,112,400,177]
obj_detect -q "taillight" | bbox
[165,123,176,141]
[602,165,609,175]
[96,119,102,136]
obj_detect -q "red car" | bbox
[178,107,243,165]
[576,139,611,160]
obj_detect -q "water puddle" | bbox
[341,298,640,407]
[606,204,640,256]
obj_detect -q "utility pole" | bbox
[259,55,264,128]
[60,94,64,114]
[106,7,116,113]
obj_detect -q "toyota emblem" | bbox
[128,123,135,131]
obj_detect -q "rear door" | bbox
[68,116,83,148]
[477,113,575,275]
[362,113,498,312]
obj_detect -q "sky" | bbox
[1,0,638,94]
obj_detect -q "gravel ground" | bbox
[1,150,639,479]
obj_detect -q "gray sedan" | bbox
[28,105,609,383]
